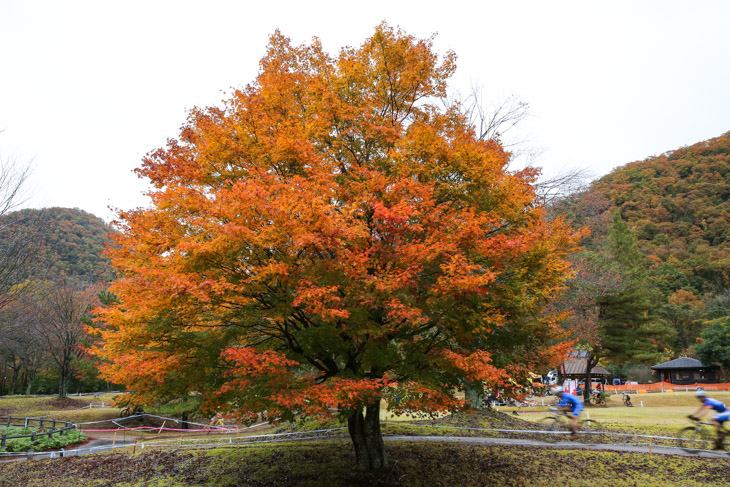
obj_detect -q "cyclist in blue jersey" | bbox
[551,386,584,436]
[689,390,729,450]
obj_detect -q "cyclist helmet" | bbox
[550,386,564,395]
[695,390,706,398]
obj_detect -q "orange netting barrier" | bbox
[608,382,730,394]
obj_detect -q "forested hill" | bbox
[1,207,114,283]
[590,131,730,295]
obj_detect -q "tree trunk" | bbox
[25,356,37,395]
[58,363,68,399]
[347,401,387,471]
[583,354,599,403]
[9,367,19,395]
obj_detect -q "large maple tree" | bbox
[95,23,580,470]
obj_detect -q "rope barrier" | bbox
[2,423,725,460]
[4,409,726,460]
[391,422,691,442]
[77,414,144,425]
[80,426,240,433]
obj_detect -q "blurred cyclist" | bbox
[551,386,583,437]
[689,390,729,450]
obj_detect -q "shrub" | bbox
[0,428,84,453]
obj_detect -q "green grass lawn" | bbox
[0,394,120,417]
[509,391,730,436]
[497,390,730,411]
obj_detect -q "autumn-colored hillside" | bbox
[1,207,113,283]
[592,131,730,295]
[552,132,730,366]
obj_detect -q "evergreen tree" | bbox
[696,318,730,371]
[599,213,670,364]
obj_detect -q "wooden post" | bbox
[1,434,6,449]
[112,429,117,449]
[24,418,29,428]
[6,417,10,427]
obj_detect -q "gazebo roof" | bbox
[561,358,610,376]
[651,357,710,370]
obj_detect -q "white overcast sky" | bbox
[1,1,729,222]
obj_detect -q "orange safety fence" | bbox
[607,382,730,394]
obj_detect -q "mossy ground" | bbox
[1,439,728,486]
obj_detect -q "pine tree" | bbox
[599,213,670,364]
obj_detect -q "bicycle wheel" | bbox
[715,429,730,455]
[580,419,602,442]
[538,417,566,442]
[120,407,131,418]
[678,426,714,453]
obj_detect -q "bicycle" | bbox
[678,417,729,453]
[622,394,632,407]
[205,412,228,433]
[120,404,144,418]
[538,408,602,442]
[591,392,607,406]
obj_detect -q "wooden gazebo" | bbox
[560,358,611,382]
[651,357,719,385]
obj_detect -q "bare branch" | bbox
[0,157,32,218]
[537,167,594,204]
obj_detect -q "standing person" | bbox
[689,390,729,450]
[551,386,583,437]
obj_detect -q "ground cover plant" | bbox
[1,440,729,486]
[0,426,85,453]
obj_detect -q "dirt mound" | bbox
[44,398,89,410]
[412,407,534,430]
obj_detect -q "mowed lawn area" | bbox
[0,394,123,424]
[511,391,730,436]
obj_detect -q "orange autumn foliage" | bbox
[94,23,581,424]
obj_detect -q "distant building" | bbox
[548,350,611,384]
[651,357,719,385]
[560,358,611,383]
